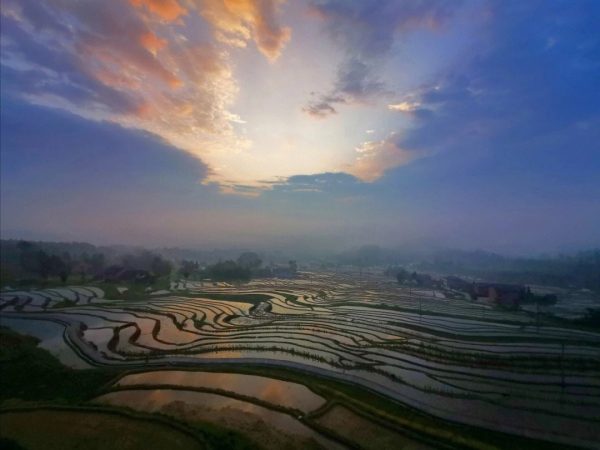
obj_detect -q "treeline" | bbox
[178,259,252,282]
[416,249,600,292]
[0,240,172,285]
[179,252,260,282]
[179,252,297,282]
[0,240,299,286]
[335,245,600,292]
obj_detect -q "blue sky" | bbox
[1,0,599,254]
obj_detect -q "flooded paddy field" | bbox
[94,389,341,450]
[114,370,326,413]
[2,272,599,448]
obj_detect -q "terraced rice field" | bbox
[114,371,326,412]
[94,389,340,450]
[1,272,599,448]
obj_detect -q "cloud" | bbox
[304,57,387,117]
[0,0,295,190]
[347,134,420,182]
[304,0,457,117]
[130,0,187,22]
[139,31,168,55]
[1,0,244,185]
[262,172,364,199]
[388,101,420,112]
[302,94,342,117]
[197,0,291,61]
[388,98,433,119]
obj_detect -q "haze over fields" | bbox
[1,4,600,449]
[1,0,599,255]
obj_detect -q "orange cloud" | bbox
[388,101,421,112]
[348,134,418,182]
[198,0,291,61]
[79,34,181,89]
[139,31,167,54]
[130,0,187,21]
[2,0,285,189]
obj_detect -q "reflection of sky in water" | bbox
[117,371,325,413]
[1,317,90,368]
[96,389,331,441]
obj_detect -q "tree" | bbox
[59,252,72,283]
[36,251,53,279]
[396,268,409,284]
[17,241,40,276]
[45,254,66,281]
[179,260,199,280]
[151,256,172,277]
[580,308,600,327]
[237,252,262,270]
[88,253,106,275]
[289,260,298,273]
[208,260,250,281]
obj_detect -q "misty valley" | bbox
[1,244,599,449]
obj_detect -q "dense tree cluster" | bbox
[178,260,199,280]
[14,241,76,282]
[0,240,173,285]
[0,240,298,286]
[208,260,252,281]
[176,252,264,282]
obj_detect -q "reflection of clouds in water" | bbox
[116,371,325,412]
[260,382,287,406]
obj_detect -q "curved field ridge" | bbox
[115,370,326,413]
[94,389,343,450]
[2,272,600,448]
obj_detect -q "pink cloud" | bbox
[129,0,187,21]
[1,0,238,165]
[198,0,291,61]
[139,31,168,54]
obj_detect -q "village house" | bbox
[470,282,526,309]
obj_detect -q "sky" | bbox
[1,0,599,255]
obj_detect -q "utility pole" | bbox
[560,342,566,388]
